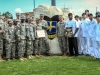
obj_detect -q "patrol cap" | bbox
[31,16,34,18]
[20,15,25,19]
[26,12,29,15]
[16,13,20,16]
[59,15,64,18]
[36,18,40,20]
[85,9,89,12]
[40,14,44,16]
[9,20,13,23]
[82,13,86,16]
[88,13,93,16]
[74,15,79,18]
[68,13,73,16]
[15,19,19,22]
[28,17,32,20]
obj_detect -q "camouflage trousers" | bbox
[26,40,35,56]
[0,39,3,56]
[42,38,50,53]
[58,36,67,53]
[17,40,26,58]
[5,41,16,59]
[35,38,42,55]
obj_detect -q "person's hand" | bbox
[33,26,36,28]
[8,41,10,44]
[36,36,39,39]
[18,39,21,42]
[64,33,67,37]
[29,38,31,41]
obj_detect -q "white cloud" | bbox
[15,8,23,13]
[31,9,33,12]
[74,8,85,16]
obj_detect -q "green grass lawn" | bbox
[0,55,100,75]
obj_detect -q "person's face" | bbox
[40,16,44,20]
[26,14,29,17]
[59,17,63,21]
[21,19,25,23]
[75,17,79,21]
[16,15,20,19]
[97,17,100,22]
[82,15,86,19]
[36,20,40,24]
[89,16,93,20]
[9,23,12,26]
[28,20,31,23]
[68,15,73,20]
[85,11,89,15]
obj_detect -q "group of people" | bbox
[0,13,50,61]
[57,9,100,59]
[0,9,100,62]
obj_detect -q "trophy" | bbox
[65,27,73,37]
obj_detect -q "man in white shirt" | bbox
[88,13,97,56]
[65,13,79,56]
[74,15,81,54]
[94,15,100,59]
[78,13,89,55]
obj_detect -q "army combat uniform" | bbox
[26,19,35,57]
[40,19,50,54]
[35,22,43,55]
[0,19,4,59]
[5,21,16,59]
[56,21,67,55]
[16,16,27,59]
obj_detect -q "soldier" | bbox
[0,14,4,61]
[34,18,43,57]
[2,17,8,58]
[26,18,35,59]
[40,14,50,55]
[25,12,30,19]
[16,16,27,61]
[65,13,79,56]
[5,20,16,60]
[16,13,21,22]
[56,15,67,56]
[13,19,19,58]
[31,16,35,23]
[88,13,97,56]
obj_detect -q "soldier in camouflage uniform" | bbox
[16,16,27,61]
[13,19,19,57]
[56,15,67,56]
[34,18,43,57]
[0,14,4,61]
[5,21,16,60]
[26,18,35,59]
[40,14,50,55]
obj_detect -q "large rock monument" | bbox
[33,5,75,55]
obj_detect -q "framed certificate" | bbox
[36,30,46,38]
[65,27,73,37]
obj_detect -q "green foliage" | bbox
[2,11,13,19]
[0,56,100,75]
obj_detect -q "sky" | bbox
[0,0,100,18]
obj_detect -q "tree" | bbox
[2,11,13,19]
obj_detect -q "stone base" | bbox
[48,37,62,55]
